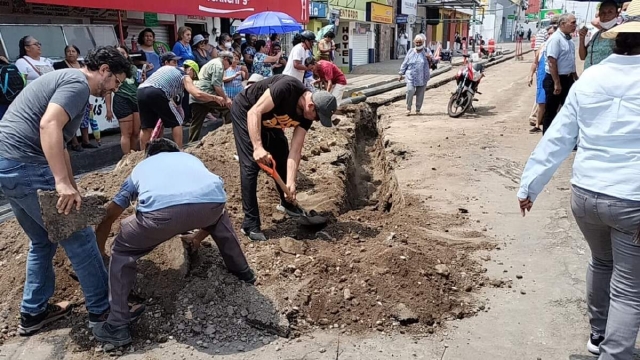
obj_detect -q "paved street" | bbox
[0,51,618,360]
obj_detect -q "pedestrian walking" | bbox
[188,52,234,143]
[15,36,54,84]
[137,53,223,150]
[527,28,532,41]
[0,46,131,336]
[518,10,640,358]
[92,138,256,347]
[527,25,557,134]
[399,34,433,116]
[542,13,578,134]
[579,0,619,70]
[230,75,337,241]
[318,31,336,61]
[283,31,316,82]
[105,46,143,155]
[397,32,409,58]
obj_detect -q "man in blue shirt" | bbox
[542,13,578,134]
[92,138,254,347]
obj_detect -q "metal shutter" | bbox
[351,33,368,66]
[127,25,172,48]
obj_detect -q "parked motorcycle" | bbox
[447,55,484,118]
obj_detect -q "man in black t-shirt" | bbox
[232,74,338,241]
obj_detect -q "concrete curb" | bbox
[366,49,532,107]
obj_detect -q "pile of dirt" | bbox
[0,103,494,355]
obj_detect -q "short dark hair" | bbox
[218,33,231,45]
[146,138,181,157]
[64,44,81,56]
[304,57,316,67]
[201,31,210,37]
[325,31,335,39]
[599,0,619,11]
[84,46,133,78]
[137,28,155,46]
[255,40,267,52]
[613,32,640,56]
[270,33,278,41]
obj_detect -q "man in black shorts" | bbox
[137,53,223,149]
[232,74,338,241]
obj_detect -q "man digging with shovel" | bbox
[92,138,255,346]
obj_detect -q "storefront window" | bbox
[0,24,118,61]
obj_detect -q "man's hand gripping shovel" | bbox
[258,157,327,226]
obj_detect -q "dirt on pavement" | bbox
[0,97,494,356]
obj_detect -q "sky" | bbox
[547,0,599,24]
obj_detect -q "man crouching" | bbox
[92,138,255,346]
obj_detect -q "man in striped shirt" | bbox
[137,52,224,150]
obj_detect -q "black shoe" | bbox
[241,228,267,242]
[92,322,132,347]
[18,301,72,336]
[70,144,84,152]
[81,142,99,149]
[529,127,542,134]
[587,332,604,355]
[88,304,146,329]
[276,201,304,217]
[233,268,257,284]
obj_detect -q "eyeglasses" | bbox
[108,71,123,88]
[29,42,42,47]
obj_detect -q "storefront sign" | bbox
[396,14,408,24]
[539,8,563,20]
[338,8,360,20]
[144,12,159,27]
[187,15,207,20]
[399,0,417,16]
[26,0,308,23]
[335,24,349,68]
[310,2,327,18]
[5,0,124,21]
[329,0,389,22]
[366,2,393,24]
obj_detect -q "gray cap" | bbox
[311,91,338,127]
[160,51,181,64]
[193,34,206,45]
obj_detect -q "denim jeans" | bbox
[571,185,640,360]
[0,156,109,316]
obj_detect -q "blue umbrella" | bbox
[236,11,303,35]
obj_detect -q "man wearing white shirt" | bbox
[542,13,578,134]
[283,31,316,82]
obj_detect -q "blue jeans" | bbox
[0,156,109,316]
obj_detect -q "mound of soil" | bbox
[0,103,493,355]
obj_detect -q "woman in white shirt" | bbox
[14,36,54,84]
[517,13,640,359]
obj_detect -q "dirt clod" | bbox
[38,190,108,243]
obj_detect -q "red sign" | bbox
[26,0,309,23]
[526,0,540,15]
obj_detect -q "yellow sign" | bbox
[339,8,361,20]
[367,2,393,23]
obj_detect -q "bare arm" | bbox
[63,149,77,190]
[548,57,560,85]
[326,79,334,93]
[263,52,282,63]
[578,35,588,60]
[293,60,308,71]
[41,104,74,188]
[183,76,223,104]
[244,53,254,65]
[247,89,276,153]
[95,202,125,256]
[286,126,308,187]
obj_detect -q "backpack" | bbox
[0,64,25,105]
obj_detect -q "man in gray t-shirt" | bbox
[0,46,132,336]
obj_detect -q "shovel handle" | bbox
[258,157,299,207]
[150,119,164,140]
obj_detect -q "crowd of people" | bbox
[0,22,341,348]
[519,1,640,359]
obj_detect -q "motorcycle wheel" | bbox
[447,92,472,118]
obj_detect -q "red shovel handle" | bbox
[150,119,164,140]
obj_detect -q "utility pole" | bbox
[472,1,477,52]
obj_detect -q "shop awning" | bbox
[25,0,309,23]
[419,0,482,9]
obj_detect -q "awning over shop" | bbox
[25,0,309,23]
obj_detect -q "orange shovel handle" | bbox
[258,157,297,205]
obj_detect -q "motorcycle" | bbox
[447,55,485,118]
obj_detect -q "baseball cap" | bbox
[160,51,181,64]
[311,91,338,127]
[183,60,200,79]
[193,34,206,45]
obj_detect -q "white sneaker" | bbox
[587,333,604,355]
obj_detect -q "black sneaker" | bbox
[92,322,132,347]
[587,332,604,355]
[529,127,542,134]
[241,228,267,242]
[88,304,146,329]
[81,142,98,149]
[233,268,257,284]
[276,201,304,217]
[18,301,72,336]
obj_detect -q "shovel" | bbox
[258,157,327,226]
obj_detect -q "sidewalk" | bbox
[343,42,520,98]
